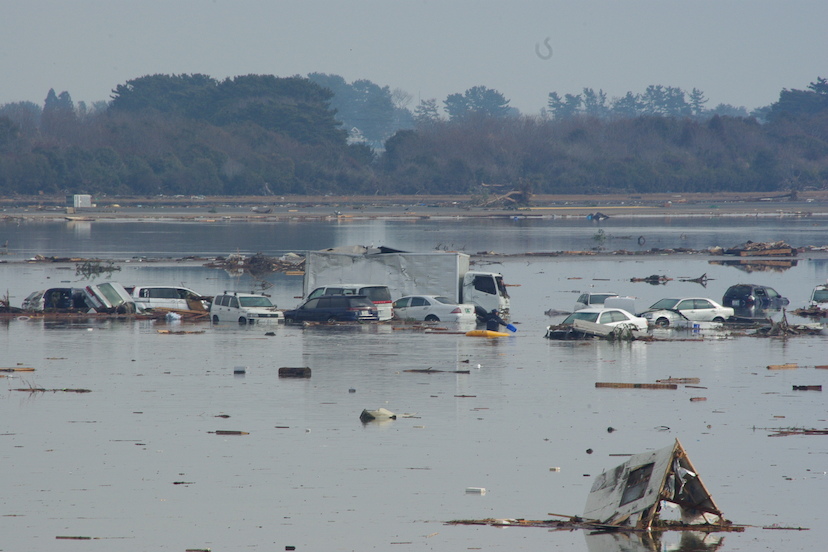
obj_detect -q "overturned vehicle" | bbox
[22,283,136,314]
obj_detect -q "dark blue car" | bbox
[284,295,378,323]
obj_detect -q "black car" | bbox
[284,295,379,323]
[722,284,789,309]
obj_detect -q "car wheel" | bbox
[712,316,725,323]
[212,315,219,324]
[238,317,247,325]
[425,314,440,322]
[327,316,337,323]
[655,317,670,327]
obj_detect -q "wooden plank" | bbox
[595,382,677,390]
[656,377,701,384]
[767,363,798,370]
[278,367,311,378]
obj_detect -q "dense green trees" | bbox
[0,74,825,197]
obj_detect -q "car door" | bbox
[409,296,430,319]
[298,298,323,321]
[692,299,716,321]
[675,299,696,320]
[392,297,411,318]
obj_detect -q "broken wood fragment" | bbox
[656,377,700,384]
[595,382,677,390]
[403,368,470,374]
[13,388,91,393]
[212,430,249,435]
[792,385,822,391]
[767,363,798,370]
[0,367,35,372]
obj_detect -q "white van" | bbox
[210,292,283,325]
[127,285,208,313]
[306,284,393,321]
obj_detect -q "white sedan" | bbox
[546,307,648,339]
[392,295,477,322]
[642,297,734,327]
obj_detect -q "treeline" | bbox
[0,74,826,197]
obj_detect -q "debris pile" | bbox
[723,240,798,257]
[204,252,305,276]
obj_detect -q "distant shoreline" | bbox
[2,191,828,221]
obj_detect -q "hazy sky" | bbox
[3,1,826,114]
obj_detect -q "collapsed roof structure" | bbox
[583,439,726,529]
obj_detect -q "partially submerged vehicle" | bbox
[23,283,136,314]
[546,307,647,340]
[306,284,393,321]
[126,285,210,313]
[22,288,88,312]
[809,282,828,308]
[210,292,283,324]
[81,282,137,314]
[574,292,619,311]
[641,297,733,327]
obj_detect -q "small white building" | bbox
[68,194,93,208]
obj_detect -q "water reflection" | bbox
[584,530,724,552]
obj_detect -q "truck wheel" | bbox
[212,315,219,324]
[238,317,248,325]
[425,314,440,322]
[655,317,670,327]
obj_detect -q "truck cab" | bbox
[462,271,510,317]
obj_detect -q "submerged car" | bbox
[546,307,647,339]
[210,292,283,324]
[642,297,734,327]
[392,295,476,322]
[306,284,393,321]
[809,283,828,307]
[284,295,378,323]
[722,284,789,309]
[127,285,209,313]
[574,292,619,311]
[22,288,88,312]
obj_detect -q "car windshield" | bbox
[239,296,273,308]
[562,311,600,324]
[813,289,828,303]
[433,296,455,305]
[649,298,680,310]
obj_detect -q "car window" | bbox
[349,298,373,308]
[317,298,332,309]
[150,288,179,299]
[650,298,679,310]
[676,300,694,310]
[598,312,614,324]
[592,294,614,305]
[563,311,599,324]
[330,297,349,309]
[394,297,410,308]
[813,289,828,302]
[577,294,588,304]
[766,288,779,298]
[308,288,324,299]
[219,296,229,307]
[229,297,239,308]
[303,298,319,309]
[754,288,767,297]
[361,286,391,302]
[694,299,713,309]
[434,296,454,304]
[612,311,630,322]
[410,297,427,307]
[239,296,273,308]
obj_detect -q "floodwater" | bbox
[1,215,827,552]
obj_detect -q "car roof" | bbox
[574,307,630,314]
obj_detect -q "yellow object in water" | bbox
[465,330,511,338]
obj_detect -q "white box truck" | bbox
[303,246,510,317]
